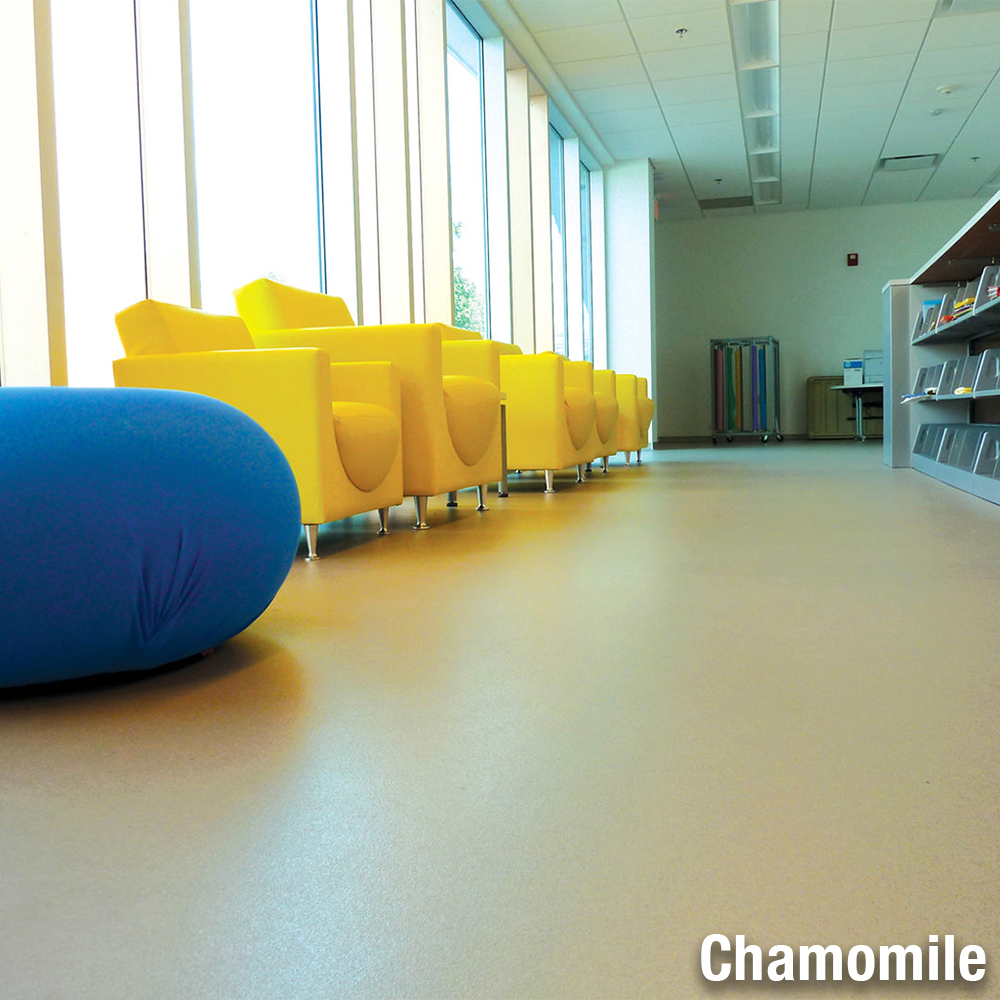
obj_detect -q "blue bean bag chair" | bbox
[0,387,301,688]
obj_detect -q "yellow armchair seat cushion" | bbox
[330,402,400,493]
[442,376,501,467]
[564,387,597,450]
[595,392,618,444]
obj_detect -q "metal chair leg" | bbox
[544,470,555,493]
[446,491,458,507]
[601,456,609,474]
[624,451,631,466]
[636,449,643,464]
[304,524,320,561]
[377,508,389,535]
[576,464,585,482]
[413,496,429,529]
[476,484,488,511]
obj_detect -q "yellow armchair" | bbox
[233,279,501,528]
[614,372,642,465]
[590,369,621,473]
[636,376,655,463]
[113,299,403,559]
[497,350,597,492]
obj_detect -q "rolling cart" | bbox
[711,337,783,443]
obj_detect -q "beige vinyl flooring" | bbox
[3,440,1000,1000]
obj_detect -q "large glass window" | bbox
[51,0,146,385]
[549,125,567,356]
[445,2,488,335]
[580,163,594,364]
[189,1,321,312]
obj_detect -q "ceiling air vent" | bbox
[878,154,940,172]
[698,196,755,211]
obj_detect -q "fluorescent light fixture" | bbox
[727,0,781,209]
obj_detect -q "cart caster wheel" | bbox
[712,436,717,445]
[762,435,769,443]
[727,435,733,443]
[776,434,784,442]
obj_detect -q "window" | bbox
[580,163,594,364]
[50,0,146,385]
[189,1,321,312]
[445,2,488,335]
[549,125,568,356]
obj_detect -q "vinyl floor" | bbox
[2,441,999,999]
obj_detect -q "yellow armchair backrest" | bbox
[115,299,254,356]
[234,277,356,333]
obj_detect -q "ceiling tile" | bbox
[781,85,822,116]
[831,0,936,31]
[661,97,741,126]
[669,118,745,146]
[534,22,636,64]
[865,168,933,205]
[622,0,721,19]
[780,0,833,36]
[574,82,659,114]
[827,20,928,61]
[781,31,829,66]
[823,52,918,87]
[881,117,965,158]
[554,54,648,90]
[910,43,1000,78]
[920,171,985,200]
[508,0,623,33]
[628,7,731,53]
[924,10,1000,50]
[587,106,666,133]
[642,43,735,80]
[900,72,994,105]
[653,73,739,105]
[819,103,895,131]
[782,62,825,92]
[821,79,906,110]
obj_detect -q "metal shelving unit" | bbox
[710,336,783,444]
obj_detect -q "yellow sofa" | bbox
[614,373,642,465]
[113,299,403,559]
[233,279,502,528]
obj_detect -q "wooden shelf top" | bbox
[912,188,1000,284]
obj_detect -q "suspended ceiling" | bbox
[500,0,1000,219]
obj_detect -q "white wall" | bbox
[655,197,986,440]
[606,158,654,392]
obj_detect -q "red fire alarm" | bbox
[847,253,859,267]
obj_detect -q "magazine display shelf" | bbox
[883,188,1000,505]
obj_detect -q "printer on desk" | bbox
[843,350,883,387]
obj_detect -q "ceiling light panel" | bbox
[730,0,779,68]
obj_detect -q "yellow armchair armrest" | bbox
[441,340,501,385]
[113,348,337,520]
[329,361,400,420]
